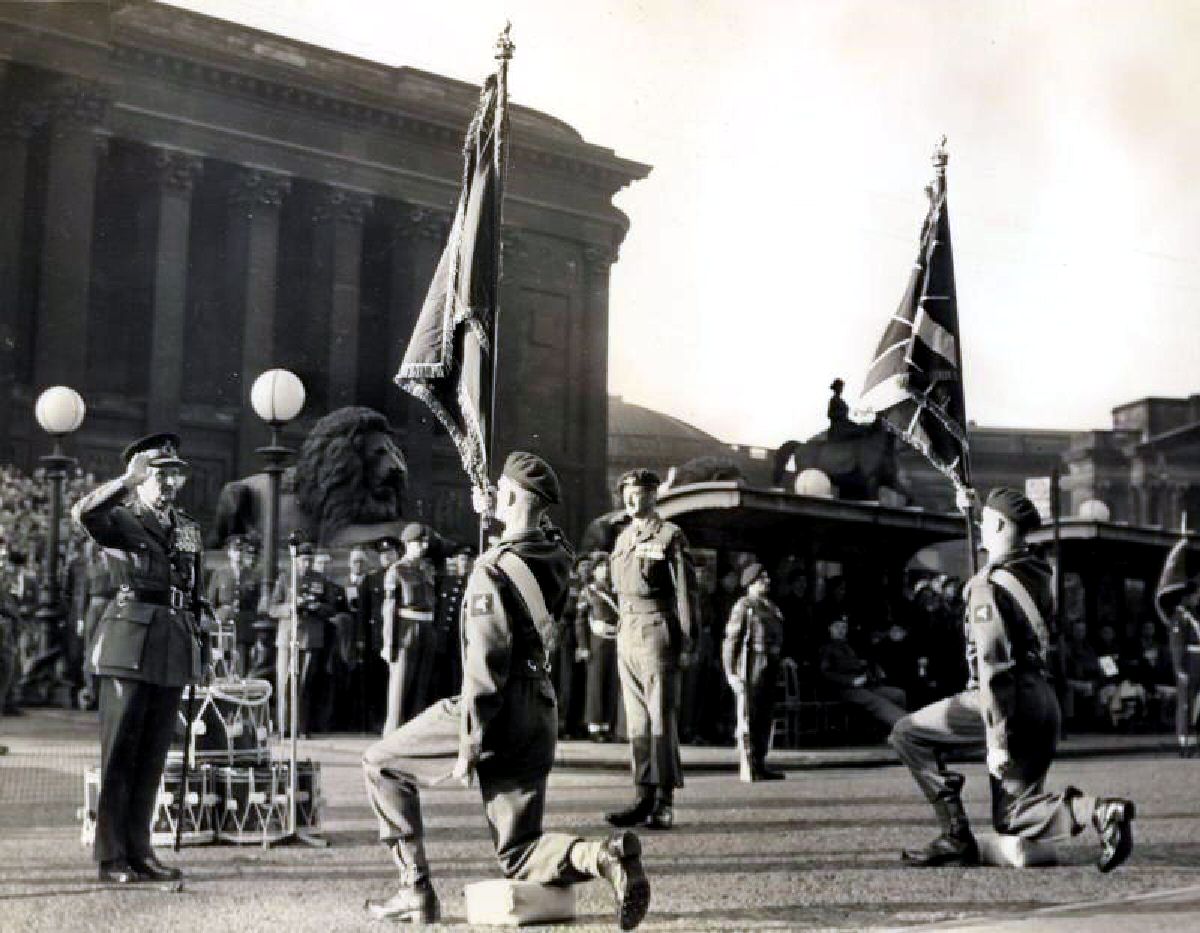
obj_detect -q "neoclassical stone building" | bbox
[0,2,648,541]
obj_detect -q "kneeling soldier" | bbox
[890,487,1136,872]
[361,452,651,929]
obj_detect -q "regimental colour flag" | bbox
[855,140,970,489]
[395,68,506,494]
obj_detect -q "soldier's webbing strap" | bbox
[990,568,1050,662]
[495,551,553,664]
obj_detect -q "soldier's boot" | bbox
[1093,798,1136,873]
[366,837,440,923]
[755,760,786,781]
[571,831,652,931]
[902,773,979,868]
[737,735,756,783]
[645,789,674,831]
[606,787,655,828]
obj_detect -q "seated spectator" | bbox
[1062,620,1102,728]
[818,617,907,729]
[1095,623,1144,730]
[873,619,925,704]
[1126,620,1176,729]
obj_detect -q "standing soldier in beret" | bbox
[606,468,696,831]
[71,433,206,884]
[361,535,402,731]
[723,563,786,782]
[890,487,1137,872]
[361,452,651,929]
[380,523,439,732]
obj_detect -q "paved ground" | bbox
[1,710,1197,932]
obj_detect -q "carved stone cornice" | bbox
[45,80,109,128]
[151,147,204,193]
[582,243,618,270]
[312,185,373,225]
[228,167,292,209]
[0,101,47,141]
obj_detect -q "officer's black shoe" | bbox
[606,794,655,828]
[1094,798,1136,873]
[900,831,979,868]
[644,802,674,831]
[98,860,146,884]
[130,855,183,881]
[596,831,651,931]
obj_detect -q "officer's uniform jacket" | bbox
[72,478,205,687]
[207,563,260,645]
[458,528,570,780]
[381,556,436,663]
[609,514,695,653]
[271,568,342,651]
[722,594,784,683]
[436,570,466,655]
[963,547,1054,756]
[575,579,620,646]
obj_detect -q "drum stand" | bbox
[269,541,326,849]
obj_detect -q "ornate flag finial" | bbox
[495,22,514,62]
[932,135,949,175]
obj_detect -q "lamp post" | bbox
[32,386,86,705]
[249,369,305,594]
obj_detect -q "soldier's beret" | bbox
[740,562,767,589]
[295,541,316,557]
[502,451,561,504]
[374,535,401,552]
[618,468,660,491]
[401,522,429,543]
[985,487,1041,534]
[122,432,185,468]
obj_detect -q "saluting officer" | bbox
[380,523,439,733]
[71,433,206,884]
[361,452,651,930]
[606,469,695,831]
[1155,535,1200,757]
[891,487,1137,872]
[722,562,785,782]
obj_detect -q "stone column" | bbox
[228,167,292,474]
[0,99,46,458]
[388,207,447,520]
[146,147,203,433]
[311,185,373,410]
[580,242,617,528]
[33,81,108,390]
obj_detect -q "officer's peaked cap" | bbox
[502,451,561,504]
[985,487,1042,535]
[122,432,185,468]
[400,522,429,543]
[740,562,767,590]
[618,468,660,491]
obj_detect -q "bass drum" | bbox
[151,762,218,847]
[173,679,273,766]
[215,760,321,845]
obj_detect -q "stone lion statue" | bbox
[211,406,409,549]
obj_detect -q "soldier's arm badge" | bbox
[973,604,993,623]
[470,593,494,616]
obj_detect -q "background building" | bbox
[0,2,648,542]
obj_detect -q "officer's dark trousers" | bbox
[361,697,589,883]
[889,686,1082,840]
[96,677,183,863]
[585,636,619,734]
[617,614,683,791]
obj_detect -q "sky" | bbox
[164,0,1200,447]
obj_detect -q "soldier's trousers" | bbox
[836,684,907,729]
[96,677,183,863]
[584,636,619,734]
[362,697,589,883]
[1176,673,1199,748]
[737,658,779,764]
[617,615,683,791]
[384,624,437,734]
[889,687,1082,840]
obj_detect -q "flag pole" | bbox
[930,138,980,577]
[481,23,514,554]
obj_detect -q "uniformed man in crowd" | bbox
[379,523,438,733]
[722,562,786,782]
[270,538,344,737]
[0,541,21,717]
[207,534,261,677]
[361,452,651,929]
[341,547,373,730]
[431,546,472,701]
[71,432,207,884]
[576,553,621,741]
[890,487,1137,872]
[606,468,695,832]
[361,535,402,731]
[1156,534,1200,757]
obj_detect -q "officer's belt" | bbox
[399,607,435,623]
[125,587,189,610]
[618,595,673,615]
